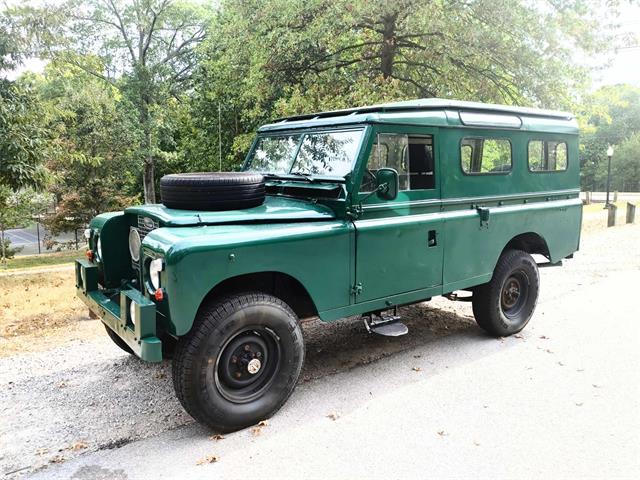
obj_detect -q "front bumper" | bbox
[75,258,162,362]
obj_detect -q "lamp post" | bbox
[604,145,614,208]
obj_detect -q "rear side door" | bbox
[353,125,443,303]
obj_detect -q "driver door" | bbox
[353,126,443,303]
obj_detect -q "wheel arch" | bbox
[502,232,550,260]
[197,271,319,321]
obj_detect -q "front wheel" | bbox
[172,292,305,431]
[472,249,540,337]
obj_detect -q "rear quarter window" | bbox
[461,137,512,174]
[528,140,568,172]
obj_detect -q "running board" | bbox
[364,311,408,337]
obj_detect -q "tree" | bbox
[578,84,640,191]
[35,61,141,239]
[186,0,616,170]
[14,0,213,202]
[0,21,48,191]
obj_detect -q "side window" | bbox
[529,140,567,172]
[461,137,512,174]
[361,134,435,192]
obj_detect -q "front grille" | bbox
[132,216,159,269]
[137,215,159,240]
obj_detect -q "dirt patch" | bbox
[0,270,94,357]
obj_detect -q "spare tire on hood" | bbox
[160,172,265,211]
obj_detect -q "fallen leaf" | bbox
[539,335,549,340]
[326,412,339,421]
[35,448,49,456]
[209,434,224,441]
[257,420,269,427]
[592,384,601,389]
[196,455,219,465]
[575,402,584,407]
[57,381,67,388]
[68,442,88,451]
[473,440,481,447]
[514,334,524,339]
[412,367,422,372]
[437,430,447,437]
[154,371,167,379]
[251,427,263,436]
[545,349,554,354]
[49,455,65,464]
[557,361,565,366]
[413,354,422,358]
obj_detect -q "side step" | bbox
[364,310,408,337]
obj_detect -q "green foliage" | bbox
[0,20,48,191]
[35,62,141,236]
[184,0,613,171]
[13,0,213,202]
[579,85,640,191]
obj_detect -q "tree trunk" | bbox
[139,78,156,204]
[380,13,398,79]
[143,156,156,204]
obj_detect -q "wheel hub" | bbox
[247,358,261,374]
[215,327,282,403]
[502,278,521,309]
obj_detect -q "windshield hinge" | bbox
[351,282,363,296]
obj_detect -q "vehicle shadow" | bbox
[300,300,481,382]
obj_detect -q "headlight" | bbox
[129,228,141,262]
[96,236,103,259]
[129,301,137,326]
[149,258,163,290]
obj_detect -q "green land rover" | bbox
[76,99,582,431]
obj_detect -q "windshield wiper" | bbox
[263,172,345,184]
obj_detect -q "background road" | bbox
[2,224,639,479]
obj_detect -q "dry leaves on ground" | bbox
[196,455,219,465]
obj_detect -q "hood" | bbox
[125,195,336,226]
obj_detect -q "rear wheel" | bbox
[172,292,305,431]
[472,249,540,337]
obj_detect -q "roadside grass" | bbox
[1,250,83,271]
[0,270,98,357]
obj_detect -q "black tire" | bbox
[472,249,540,337]
[160,172,265,211]
[172,292,305,431]
[104,324,135,355]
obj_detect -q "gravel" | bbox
[1,223,638,478]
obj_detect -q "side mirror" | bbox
[376,168,399,200]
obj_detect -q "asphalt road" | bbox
[3,224,639,480]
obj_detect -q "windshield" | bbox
[246,129,364,178]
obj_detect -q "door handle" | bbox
[428,230,437,247]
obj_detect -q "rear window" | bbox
[528,140,567,172]
[461,137,512,174]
